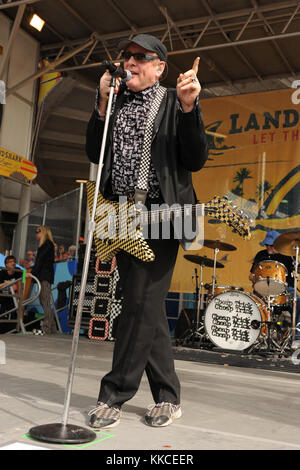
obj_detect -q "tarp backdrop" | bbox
[171,88,300,293]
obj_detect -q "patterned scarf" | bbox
[111,82,161,198]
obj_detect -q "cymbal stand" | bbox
[212,247,219,296]
[177,267,206,347]
[265,297,272,353]
[196,263,206,322]
[192,267,199,310]
[191,267,204,338]
[279,245,300,353]
[291,244,299,342]
[265,298,281,352]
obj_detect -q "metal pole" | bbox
[6,36,95,97]
[75,182,84,259]
[61,77,116,427]
[0,5,26,80]
[0,0,44,10]
[28,74,117,444]
[292,245,299,341]
[212,247,219,296]
[42,202,47,226]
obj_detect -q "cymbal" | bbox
[184,254,224,268]
[203,239,237,251]
[273,230,300,257]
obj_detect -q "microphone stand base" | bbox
[28,423,96,445]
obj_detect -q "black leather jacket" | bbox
[31,239,55,284]
[85,86,208,244]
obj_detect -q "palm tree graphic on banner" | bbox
[232,168,252,197]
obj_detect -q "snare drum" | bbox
[204,291,268,351]
[253,260,287,296]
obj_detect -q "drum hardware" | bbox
[184,254,224,314]
[250,301,282,354]
[176,262,204,347]
[277,321,300,354]
[202,239,236,297]
[174,303,208,348]
[192,266,203,333]
[180,254,225,347]
[249,316,282,354]
[247,290,296,355]
[212,247,219,298]
[274,230,300,342]
[248,291,294,354]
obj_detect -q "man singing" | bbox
[85,34,208,428]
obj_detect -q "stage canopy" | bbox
[1,0,300,196]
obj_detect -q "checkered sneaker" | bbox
[88,402,121,429]
[144,402,182,427]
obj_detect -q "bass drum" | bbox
[204,290,268,351]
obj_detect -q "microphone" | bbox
[102,60,132,82]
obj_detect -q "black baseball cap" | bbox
[118,34,168,62]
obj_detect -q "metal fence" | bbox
[12,187,85,263]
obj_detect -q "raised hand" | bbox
[176,57,201,113]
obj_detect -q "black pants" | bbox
[98,236,180,408]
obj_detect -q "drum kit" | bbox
[180,231,300,355]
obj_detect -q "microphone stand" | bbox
[28,75,117,444]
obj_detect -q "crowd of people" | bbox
[19,242,77,268]
[0,227,80,335]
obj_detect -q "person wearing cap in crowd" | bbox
[86,34,208,429]
[249,230,300,349]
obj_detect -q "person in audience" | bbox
[0,256,22,333]
[67,245,76,261]
[31,226,56,335]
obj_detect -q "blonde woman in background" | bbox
[31,226,56,335]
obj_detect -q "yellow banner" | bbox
[171,88,300,293]
[0,147,37,183]
[38,60,61,105]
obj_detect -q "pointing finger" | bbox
[192,57,200,76]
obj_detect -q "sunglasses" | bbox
[36,229,41,234]
[122,51,159,61]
